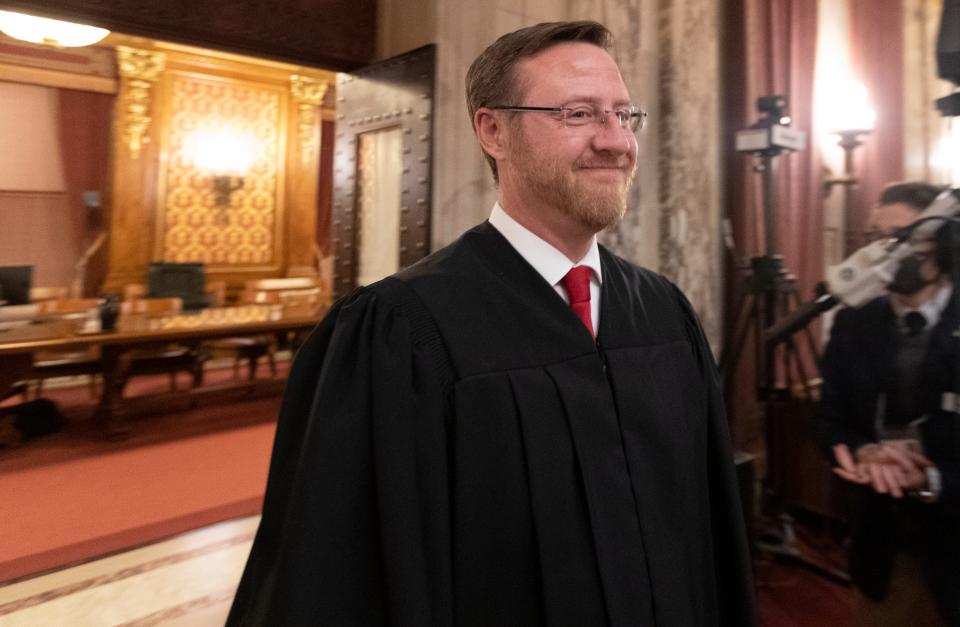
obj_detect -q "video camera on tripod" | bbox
[721,95,813,401]
[734,96,807,156]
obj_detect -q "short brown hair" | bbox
[878,181,942,212]
[465,21,613,182]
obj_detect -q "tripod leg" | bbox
[720,282,750,370]
[756,289,779,398]
[786,288,826,371]
[720,291,756,387]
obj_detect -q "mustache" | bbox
[574,159,632,170]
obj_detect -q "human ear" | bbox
[474,108,509,162]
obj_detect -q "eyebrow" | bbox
[561,97,634,108]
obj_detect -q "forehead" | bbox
[869,202,920,231]
[513,41,629,103]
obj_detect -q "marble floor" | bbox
[0,510,851,626]
[0,515,258,626]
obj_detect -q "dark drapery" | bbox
[847,0,905,247]
[722,0,821,447]
[56,88,113,296]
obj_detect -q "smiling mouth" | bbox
[575,161,629,171]
[577,165,628,175]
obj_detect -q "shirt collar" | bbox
[890,284,953,330]
[488,202,602,288]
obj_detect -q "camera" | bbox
[735,95,806,155]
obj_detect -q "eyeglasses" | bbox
[489,104,648,133]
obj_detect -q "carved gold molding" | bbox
[290,74,329,165]
[117,47,166,158]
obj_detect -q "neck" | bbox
[497,189,596,263]
[892,276,946,309]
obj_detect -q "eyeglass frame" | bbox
[488,103,648,133]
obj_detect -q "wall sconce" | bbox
[0,10,109,47]
[823,81,877,192]
[183,128,254,223]
[212,175,244,208]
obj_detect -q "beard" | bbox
[508,126,637,232]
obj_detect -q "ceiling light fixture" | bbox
[0,10,109,48]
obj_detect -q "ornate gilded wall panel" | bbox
[117,47,165,158]
[103,40,335,295]
[157,73,286,271]
[286,74,329,281]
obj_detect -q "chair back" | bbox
[37,298,101,314]
[126,281,225,307]
[245,277,318,291]
[148,262,207,309]
[123,283,148,301]
[205,280,227,307]
[29,287,69,302]
[241,277,320,305]
[120,297,183,316]
[278,288,323,317]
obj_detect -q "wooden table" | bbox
[0,305,322,437]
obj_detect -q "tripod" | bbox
[720,254,820,403]
[722,118,850,582]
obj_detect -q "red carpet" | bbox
[0,366,285,582]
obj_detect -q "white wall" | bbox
[0,82,65,191]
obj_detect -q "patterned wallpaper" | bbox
[160,74,283,267]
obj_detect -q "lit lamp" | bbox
[184,129,254,223]
[0,10,109,47]
[823,80,876,254]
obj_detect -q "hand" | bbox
[832,443,933,498]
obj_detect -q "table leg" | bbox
[95,346,129,439]
[0,353,33,399]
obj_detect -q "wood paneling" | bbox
[102,43,335,296]
[1,0,376,70]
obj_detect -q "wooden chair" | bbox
[203,285,279,380]
[32,298,103,399]
[203,279,320,381]
[117,297,205,393]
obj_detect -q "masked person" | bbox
[818,182,960,626]
[227,20,755,627]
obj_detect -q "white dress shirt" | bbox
[488,202,602,331]
[889,284,953,332]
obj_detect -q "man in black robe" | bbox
[228,21,755,626]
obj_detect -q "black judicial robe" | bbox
[227,222,756,627]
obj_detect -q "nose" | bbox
[590,113,634,156]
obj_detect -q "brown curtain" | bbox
[57,88,114,296]
[723,0,821,446]
[847,0,905,246]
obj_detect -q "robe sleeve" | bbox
[672,285,758,627]
[227,278,455,626]
[937,462,960,504]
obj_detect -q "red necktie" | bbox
[560,266,594,337]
